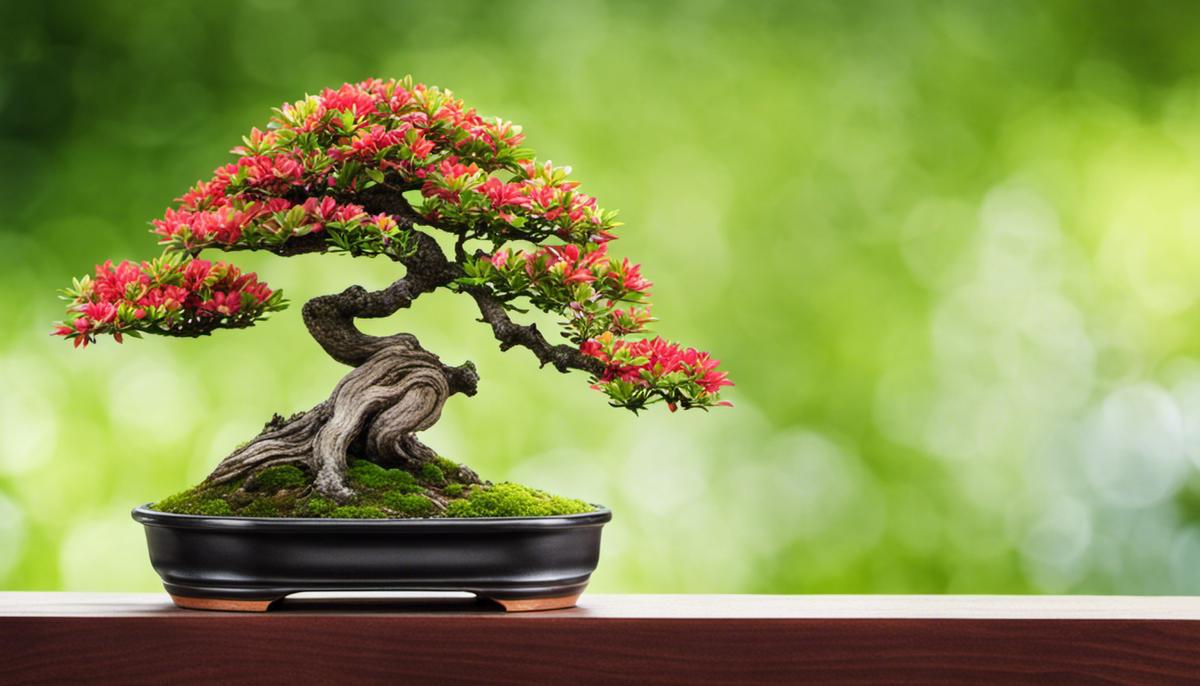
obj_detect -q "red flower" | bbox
[56,256,282,347]
[236,154,306,191]
[581,334,733,404]
[527,244,605,285]
[199,291,241,316]
[319,83,381,116]
[479,177,532,211]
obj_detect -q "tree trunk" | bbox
[206,340,478,501]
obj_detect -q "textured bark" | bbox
[468,288,605,376]
[199,186,596,500]
[309,345,450,499]
[206,404,331,485]
[204,230,479,500]
[207,340,477,500]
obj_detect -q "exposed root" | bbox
[207,404,330,485]
[205,342,470,502]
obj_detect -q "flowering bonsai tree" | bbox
[55,78,731,517]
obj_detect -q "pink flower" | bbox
[580,334,733,402]
[409,132,435,159]
[618,259,651,294]
[199,291,241,316]
[439,159,479,181]
[82,302,117,324]
[176,178,230,212]
[420,159,482,204]
[93,260,149,301]
[334,124,412,161]
[479,177,532,211]
[302,197,339,224]
[239,154,306,189]
[183,259,213,290]
[334,203,367,222]
[319,83,380,116]
[527,244,605,285]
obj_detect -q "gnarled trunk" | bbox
[206,338,478,501]
[202,224,597,502]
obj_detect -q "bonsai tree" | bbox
[54,77,731,516]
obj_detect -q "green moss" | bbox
[306,497,336,516]
[435,456,461,479]
[155,490,234,516]
[419,462,445,485]
[239,500,280,517]
[382,492,434,517]
[250,465,307,492]
[444,482,593,518]
[152,458,593,519]
[200,499,234,516]
[346,459,419,492]
[330,505,387,519]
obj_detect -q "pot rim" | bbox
[132,503,612,532]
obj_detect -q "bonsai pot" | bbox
[132,505,611,612]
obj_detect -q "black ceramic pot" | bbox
[131,505,611,612]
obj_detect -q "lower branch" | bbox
[468,288,605,376]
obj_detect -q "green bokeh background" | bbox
[4,0,1200,594]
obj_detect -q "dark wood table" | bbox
[3,592,1199,684]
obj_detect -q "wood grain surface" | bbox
[2,593,1199,685]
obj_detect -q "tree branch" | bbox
[351,180,425,225]
[467,288,605,376]
[216,184,599,386]
[299,229,477,396]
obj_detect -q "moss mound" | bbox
[446,483,594,517]
[151,458,594,519]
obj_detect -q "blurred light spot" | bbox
[60,511,161,591]
[923,387,1014,463]
[1169,528,1200,594]
[1166,358,1200,470]
[1020,497,1092,592]
[873,366,935,448]
[899,197,975,290]
[761,430,884,551]
[645,147,732,283]
[923,183,1094,465]
[107,353,202,446]
[620,432,709,516]
[978,183,1063,293]
[0,492,25,581]
[508,448,614,508]
[1081,384,1188,508]
[0,365,58,475]
[191,421,265,483]
[887,485,944,556]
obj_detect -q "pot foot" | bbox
[487,592,582,612]
[170,594,278,612]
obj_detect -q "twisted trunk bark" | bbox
[205,231,478,501]
[207,340,478,500]
[201,215,601,501]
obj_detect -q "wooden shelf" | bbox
[3,593,1200,684]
